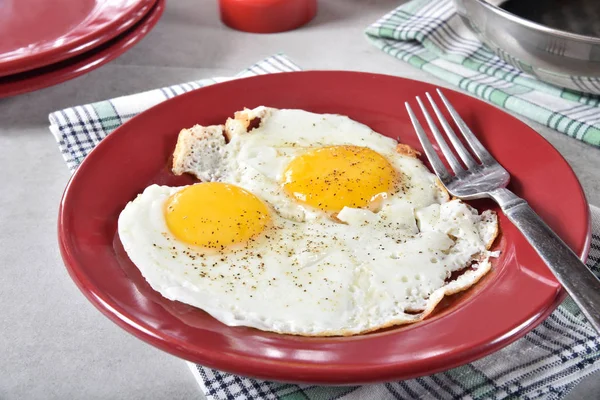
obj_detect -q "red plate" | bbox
[0,0,164,99]
[58,72,591,384]
[0,0,156,77]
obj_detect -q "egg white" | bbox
[118,107,498,336]
[216,107,449,221]
[119,183,496,336]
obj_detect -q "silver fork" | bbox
[406,89,600,334]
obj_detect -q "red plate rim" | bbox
[0,0,157,77]
[0,0,164,99]
[58,71,591,384]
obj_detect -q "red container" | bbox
[219,0,317,33]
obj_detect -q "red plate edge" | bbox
[0,0,164,99]
[57,71,592,384]
[0,0,157,77]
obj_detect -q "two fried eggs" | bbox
[118,107,498,336]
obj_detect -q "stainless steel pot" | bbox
[453,0,600,94]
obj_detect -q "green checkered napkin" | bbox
[49,54,600,400]
[365,0,600,147]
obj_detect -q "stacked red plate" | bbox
[0,0,164,98]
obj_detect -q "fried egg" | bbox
[118,107,498,336]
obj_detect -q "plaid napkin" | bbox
[365,0,600,148]
[49,54,600,400]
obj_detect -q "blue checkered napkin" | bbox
[49,54,600,400]
[365,0,600,147]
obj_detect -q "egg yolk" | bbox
[164,183,270,248]
[282,145,399,213]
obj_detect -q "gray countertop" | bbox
[1,0,599,399]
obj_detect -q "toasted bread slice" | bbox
[396,143,420,158]
[172,124,227,181]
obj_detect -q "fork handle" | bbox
[491,188,600,333]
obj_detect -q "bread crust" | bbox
[396,143,421,158]
[224,107,270,140]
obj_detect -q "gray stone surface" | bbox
[1,0,599,399]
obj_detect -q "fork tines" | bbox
[405,89,496,179]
